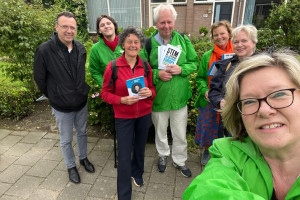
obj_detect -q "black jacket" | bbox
[208,52,259,109]
[208,55,240,109]
[34,32,90,112]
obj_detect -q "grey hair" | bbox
[153,3,177,24]
[232,24,258,44]
[222,50,300,141]
[118,26,145,49]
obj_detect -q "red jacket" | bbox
[101,54,156,118]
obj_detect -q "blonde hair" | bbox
[232,24,258,44]
[222,50,300,141]
[210,20,233,40]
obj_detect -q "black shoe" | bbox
[68,167,80,184]
[80,158,95,173]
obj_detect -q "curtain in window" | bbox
[87,0,141,32]
[110,0,141,29]
[87,0,108,32]
[243,0,255,25]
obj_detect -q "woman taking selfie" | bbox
[184,51,300,200]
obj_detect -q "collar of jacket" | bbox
[116,53,144,68]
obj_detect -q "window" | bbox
[213,2,233,23]
[151,0,186,4]
[87,0,141,32]
[151,0,167,2]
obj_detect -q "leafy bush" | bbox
[0,64,34,120]
[265,0,300,51]
[256,28,285,52]
[199,26,209,36]
[0,0,60,90]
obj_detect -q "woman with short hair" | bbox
[208,24,258,137]
[101,26,156,200]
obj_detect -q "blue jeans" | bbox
[52,103,88,169]
[115,113,151,200]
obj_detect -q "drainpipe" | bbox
[236,0,242,26]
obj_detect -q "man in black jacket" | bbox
[34,11,94,184]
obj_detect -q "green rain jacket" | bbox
[88,38,123,87]
[139,30,199,112]
[183,137,300,200]
[193,48,213,108]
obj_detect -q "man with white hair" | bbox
[140,3,199,178]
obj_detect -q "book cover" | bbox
[207,62,217,76]
[158,44,182,70]
[126,76,146,99]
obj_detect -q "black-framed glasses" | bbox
[237,88,300,115]
[57,24,77,31]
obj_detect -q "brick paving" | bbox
[0,129,203,200]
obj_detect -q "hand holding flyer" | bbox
[126,76,146,99]
[158,44,181,70]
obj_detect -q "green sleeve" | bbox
[180,35,199,77]
[183,139,267,200]
[88,45,104,87]
[194,50,211,108]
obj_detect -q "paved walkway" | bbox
[0,129,203,200]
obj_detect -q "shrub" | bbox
[199,26,208,36]
[257,28,285,52]
[0,65,34,120]
[265,0,300,51]
[0,0,60,90]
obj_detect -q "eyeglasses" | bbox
[237,88,300,115]
[57,24,77,31]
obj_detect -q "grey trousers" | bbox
[52,103,88,169]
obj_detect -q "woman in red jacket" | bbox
[101,26,156,200]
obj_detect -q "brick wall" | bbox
[141,0,245,37]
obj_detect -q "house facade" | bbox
[87,0,281,36]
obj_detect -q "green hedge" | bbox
[0,77,33,121]
[0,61,34,120]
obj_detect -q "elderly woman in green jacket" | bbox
[183,51,300,200]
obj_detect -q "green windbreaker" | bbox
[88,38,123,87]
[183,137,300,200]
[139,30,199,112]
[194,48,213,108]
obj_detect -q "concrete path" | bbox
[0,129,203,200]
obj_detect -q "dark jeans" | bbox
[115,113,152,200]
[218,119,232,138]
